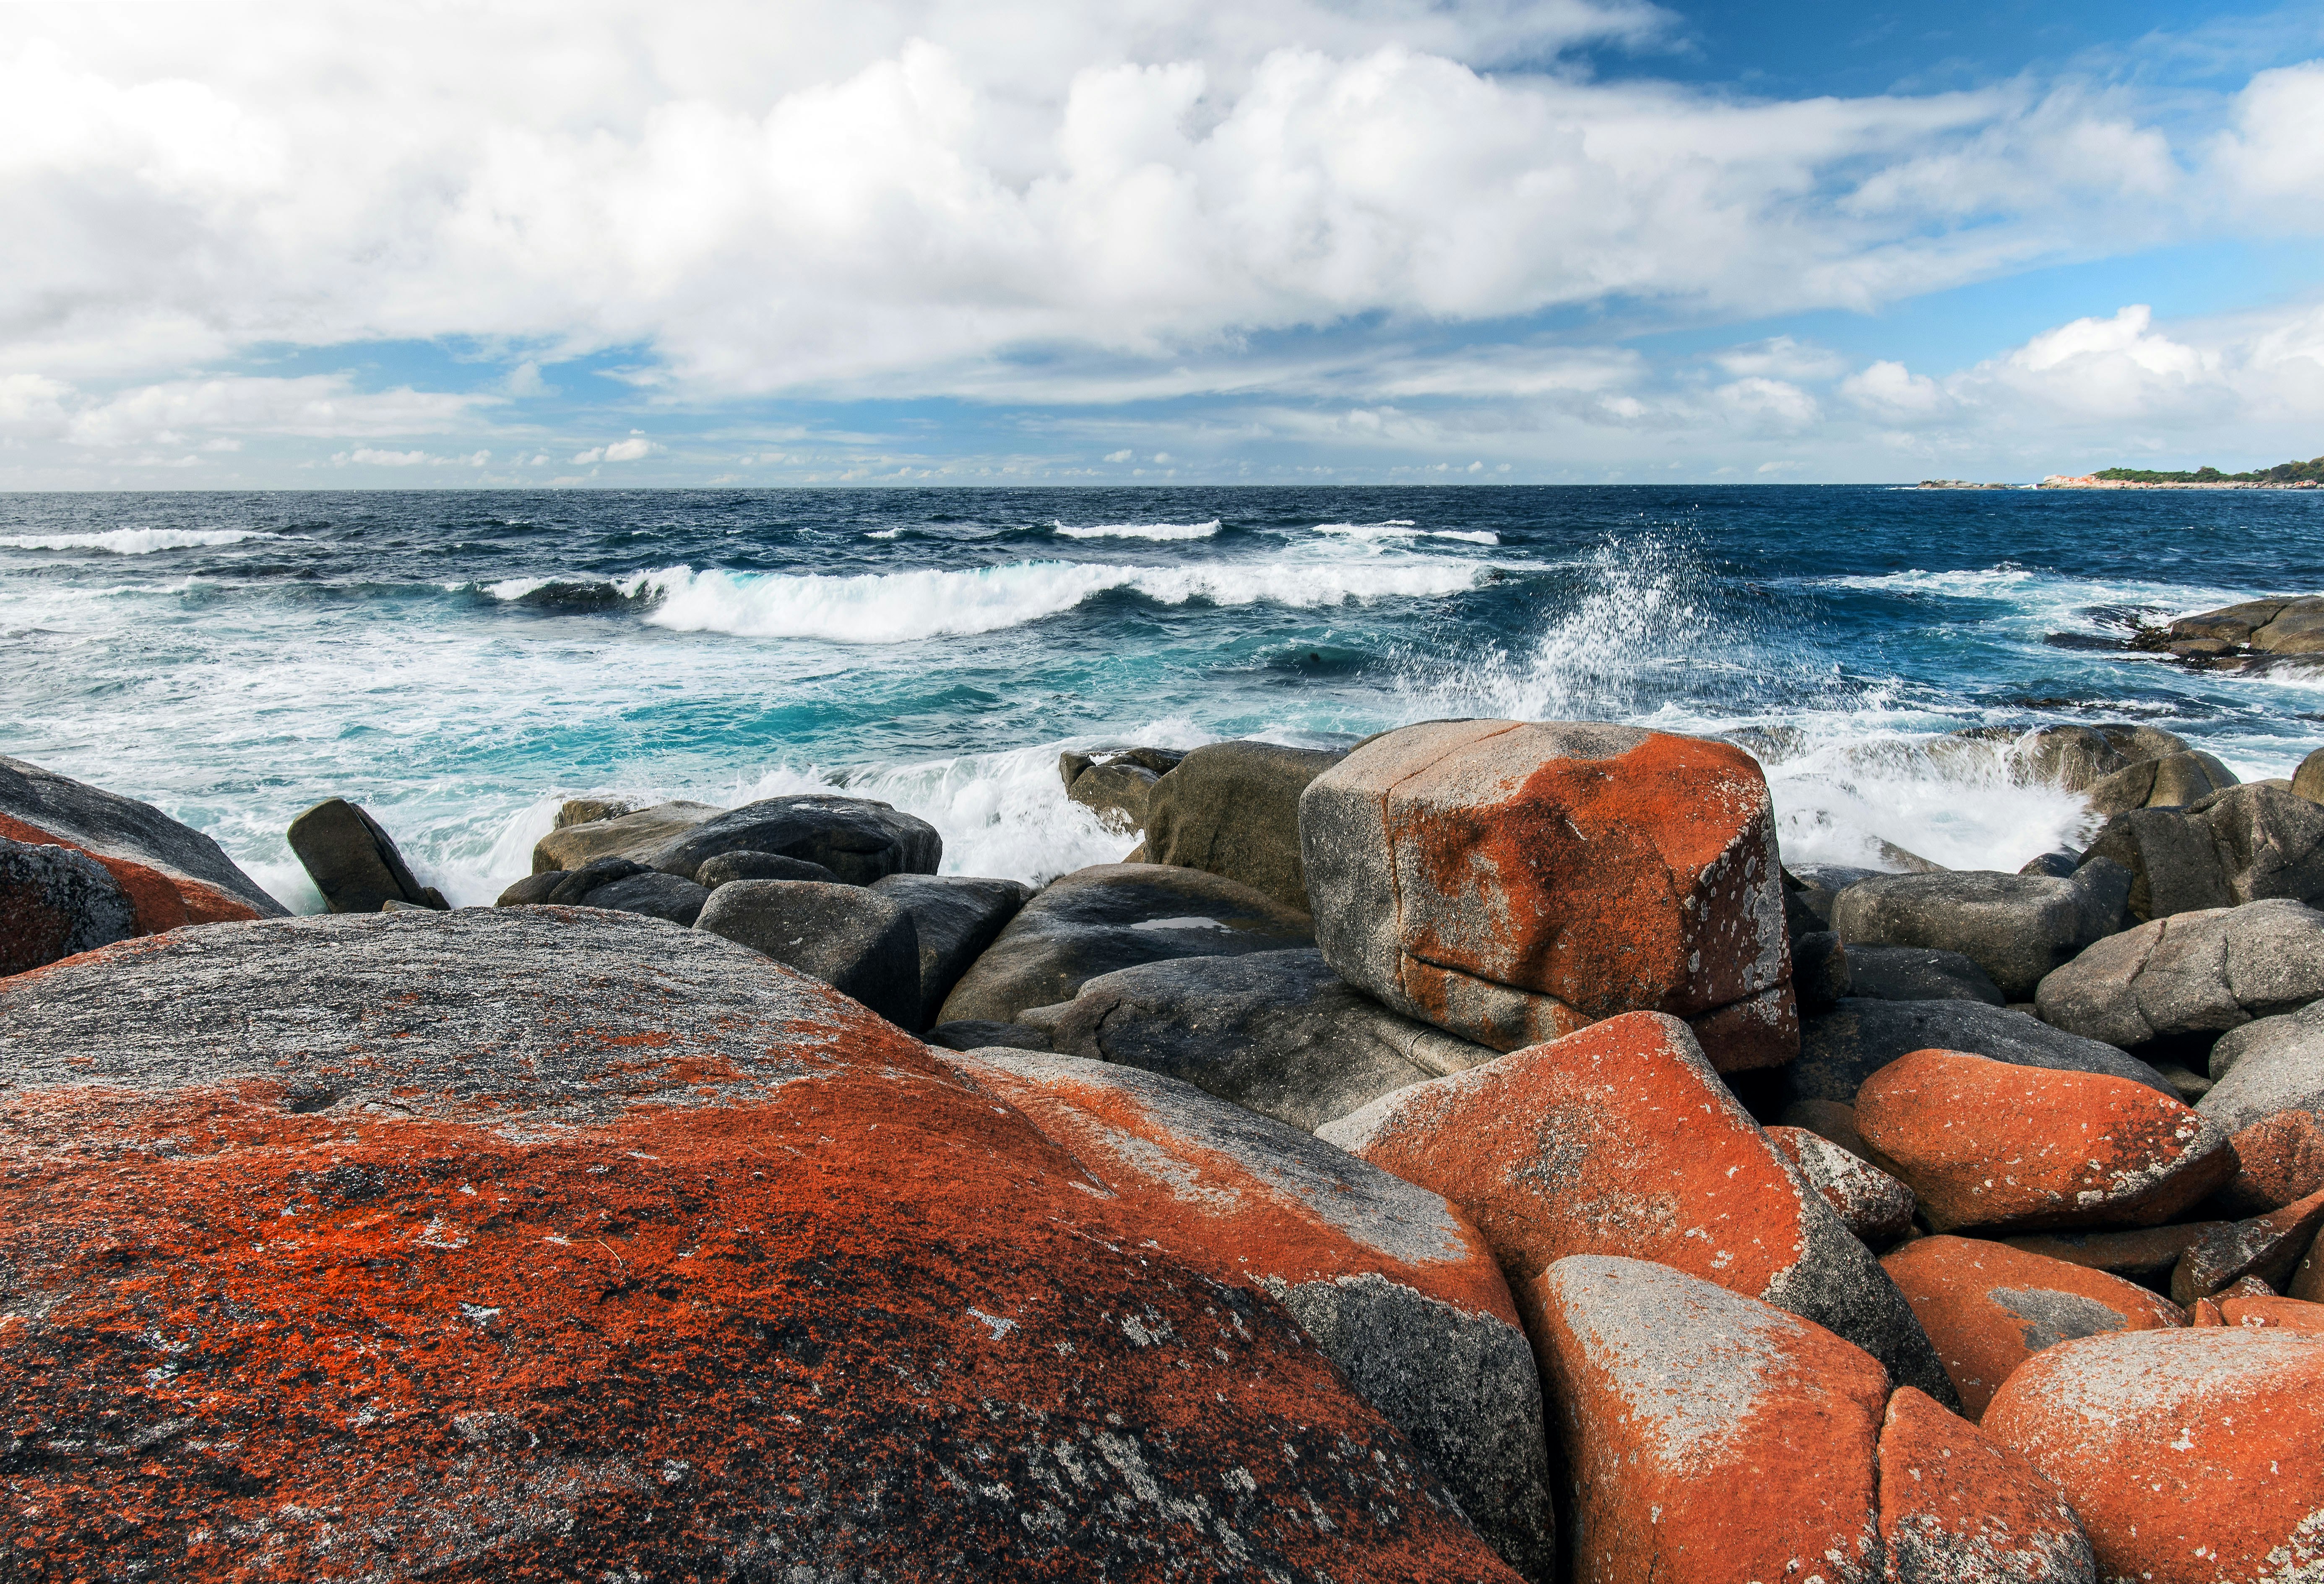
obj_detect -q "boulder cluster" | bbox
[4,722,2322,1582]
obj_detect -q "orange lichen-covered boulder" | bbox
[0,753,285,932]
[1877,1385,2096,1584]
[1319,1011,1955,1403]
[2218,1108,2324,1214]
[1768,1123,1917,1243]
[1881,1236,2184,1418]
[1983,1328,2324,1584]
[942,1048,1554,1581]
[2219,1293,2324,1331]
[1528,1255,1890,1584]
[1299,721,1796,1070]
[0,910,1520,1583]
[1856,1049,2238,1232]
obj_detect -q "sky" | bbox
[2,0,2321,488]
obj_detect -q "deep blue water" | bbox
[4,485,2320,907]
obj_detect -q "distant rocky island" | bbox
[2043,455,2324,490]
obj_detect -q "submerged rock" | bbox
[1301,721,1795,1070]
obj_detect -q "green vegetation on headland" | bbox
[2096,455,2324,484]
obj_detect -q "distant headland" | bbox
[2040,454,2324,490]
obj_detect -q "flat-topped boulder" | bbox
[530,797,720,872]
[1300,721,1795,1070]
[0,753,284,928]
[1829,864,2129,1003]
[2169,593,2324,655]
[0,910,1520,1581]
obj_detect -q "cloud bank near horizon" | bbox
[1,1,2320,485]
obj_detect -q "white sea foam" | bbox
[619,555,1487,643]
[1051,519,1221,541]
[866,527,903,539]
[0,528,281,554]
[1313,520,1497,546]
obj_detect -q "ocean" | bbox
[4,485,2319,911]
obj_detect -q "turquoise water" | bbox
[4,485,2319,908]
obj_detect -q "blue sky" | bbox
[2,0,2320,487]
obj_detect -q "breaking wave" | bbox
[1051,519,1221,541]
[0,528,283,554]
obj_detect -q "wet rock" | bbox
[531,798,720,873]
[1999,1224,2225,1287]
[2217,1109,2324,1214]
[580,869,711,927]
[2019,849,2082,878]
[0,911,1518,1581]
[2036,899,2324,1050]
[1844,944,2005,1005]
[1876,1384,2097,1584]
[946,1049,1556,1581]
[544,854,646,902]
[1142,739,1343,913]
[1301,721,1795,1070]
[0,838,138,976]
[695,849,844,886]
[869,873,1032,1030]
[1766,1125,1915,1244]
[652,794,941,886]
[1788,998,2178,1108]
[1021,948,1498,1131]
[694,880,921,1027]
[2170,1187,2324,1306]
[1792,930,1853,1014]
[552,796,633,828]
[1060,751,1170,834]
[2083,784,2324,922]
[1983,1328,2324,1584]
[1788,863,1883,926]
[923,1019,1050,1053]
[1856,1050,2237,1232]
[1319,1011,1954,1403]
[2171,594,2324,654]
[2197,993,2324,1136]
[287,797,448,914]
[0,752,285,927]
[496,870,565,905]
[2084,750,2239,818]
[1882,1236,2185,1418]
[1828,864,2130,1002]
[935,862,1314,1026]
[1528,1255,1888,1584]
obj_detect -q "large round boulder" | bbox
[1983,1328,2324,1584]
[1299,721,1795,1070]
[1141,739,1344,914]
[651,793,942,886]
[1856,1049,2236,1232]
[0,911,1519,1581]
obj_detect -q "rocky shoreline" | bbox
[5,688,2324,1579]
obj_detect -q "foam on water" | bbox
[0,528,282,553]
[617,554,1489,643]
[1051,519,1221,541]
[1312,519,1499,545]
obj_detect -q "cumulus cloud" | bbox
[0,373,494,449]
[572,437,664,463]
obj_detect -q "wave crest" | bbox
[1051,519,1221,541]
[0,528,281,554]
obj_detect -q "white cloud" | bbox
[572,437,664,463]
[8,374,492,449]
[1104,447,1133,461]
[0,2,2295,406]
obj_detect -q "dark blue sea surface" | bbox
[4,485,2319,906]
